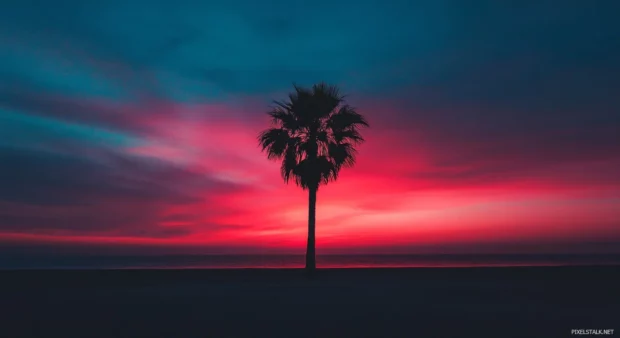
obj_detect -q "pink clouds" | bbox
[1,96,619,254]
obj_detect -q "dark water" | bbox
[2,254,619,269]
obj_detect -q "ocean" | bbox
[2,254,619,270]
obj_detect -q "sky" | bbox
[0,0,619,255]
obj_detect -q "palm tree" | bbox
[258,83,369,277]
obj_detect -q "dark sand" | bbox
[1,266,618,338]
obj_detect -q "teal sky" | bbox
[1,0,619,255]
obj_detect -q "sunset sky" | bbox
[1,1,619,255]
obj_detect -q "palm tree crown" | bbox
[258,83,369,190]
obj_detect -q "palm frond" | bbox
[328,142,357,169]
[291,158,313,189]
[327,105,369,130]
[258,128,291,159]
[333,128,364,144]
[273,100,292,111]
[316,156,339,185]
[287,85,314,124]
[268,106,299,131]
[311,82,343,119]
[281,144,299,184]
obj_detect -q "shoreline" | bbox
[3,265,618,287]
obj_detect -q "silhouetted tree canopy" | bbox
[258,83,369,190]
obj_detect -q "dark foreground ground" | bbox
[1,266,618,338]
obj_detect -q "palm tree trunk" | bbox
[305,186,317,277]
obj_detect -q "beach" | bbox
[1,266,618,338]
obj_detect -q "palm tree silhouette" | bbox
[258,83,369,277]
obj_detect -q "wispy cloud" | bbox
[1,0,619,253]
